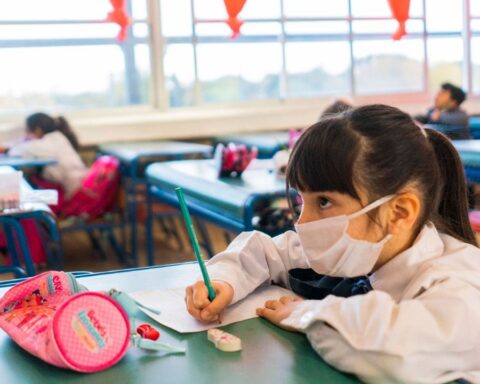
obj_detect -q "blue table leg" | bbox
[0,218,36,277]
[146,183,155,266]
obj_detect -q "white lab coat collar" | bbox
[369,222,444,301]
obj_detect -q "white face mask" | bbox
[295,195,394,277]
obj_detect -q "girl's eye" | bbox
[318,197,332,209]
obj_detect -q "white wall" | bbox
[1,94,479,146]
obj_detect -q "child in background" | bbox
[8,113,88,199]
[186,104,480,383]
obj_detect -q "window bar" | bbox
[147,0,169,110]
[122,0,141,105]
[347,0,356,96]
[190,0,202,106]
[422,0,429,93]
[279,0,288,101]
[463,0,473,94]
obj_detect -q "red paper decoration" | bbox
[224,0,247,38]
[388,0,411,40]
[106,0,131,42]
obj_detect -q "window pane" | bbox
[193,0,280,19]
[133,23,149,38]
[286,42,351,97]
[197,43,281,102]
[240,0,280,19]
[0,46,130,114]
[472,37,480,94]
[472,19,480,32]
[285,21,349,36]
[352,20,424,34]
[193,0,234,19]
[426,0,462,32]
[352,0,423,18]
[472,2,480,17]
[283,0,348,18]
[196,22,280,37]
[135,44,151,104]
[0,0,111,20]
[164,44,195,107]
[0,24,118,40]
[427,37,463,91]
[351,0,393,17]
[131,0,147,20]
[353,39,424,94]
[161,0,192,37]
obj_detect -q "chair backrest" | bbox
[61,155,120,221]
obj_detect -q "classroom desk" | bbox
[453,140,480,183]
[98,142,213,266]
[0,263,358,384]
[215,131,289,159]
[0,155,56,169]
[0,166,62,274]
[424,124,470,140]
[469,117,480,139]
[145,159,288,264]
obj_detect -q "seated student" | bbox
[416,82,469,137]
[186,105,480,383]
[7,113,88,199]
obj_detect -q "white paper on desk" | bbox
[130,285,295,334]
[21,189,58,205]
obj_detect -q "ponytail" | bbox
[54,116,80,152]
[425,128,477,246]
[26,113,80,153]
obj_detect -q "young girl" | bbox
[185,104,480,383]
[8,113,88,199]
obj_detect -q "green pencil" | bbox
[175,187,216,301]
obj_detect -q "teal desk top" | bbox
[146,159,287,221]
[0,156,56,169]
[215,131,289,159]
[453,140,480,167]
[0,263,358,384]
[98,141,212,164]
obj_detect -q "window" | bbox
[0,0,149,116]
[160,0,440,105]
[1,0,479,113]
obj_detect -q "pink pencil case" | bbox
[0,271,183,373]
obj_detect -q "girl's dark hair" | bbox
[287,104,476,246]
[26,112,80,151]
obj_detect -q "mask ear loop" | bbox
[348,195,395,220]
[348,195,395,242]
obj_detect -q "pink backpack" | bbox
[61,156,120,220]
[0,271,184,372]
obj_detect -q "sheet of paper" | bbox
[130,285,295,334]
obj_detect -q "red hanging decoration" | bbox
[387,0,411,40]
[224,0,247,39]
[106,0,132,42]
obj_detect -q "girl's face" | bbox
[297,189,389,244]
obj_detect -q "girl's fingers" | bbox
[185,286,203,320]
[264,299,281,310]
[192,281,210,309]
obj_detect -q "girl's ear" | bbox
[387,191,421,235]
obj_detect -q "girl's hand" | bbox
[256,296,304,332]
[185,280,234,323]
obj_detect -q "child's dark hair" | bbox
[319,100,353,120]
[287,104,476,246]
[26,112,80,151]
[442,82,466,106]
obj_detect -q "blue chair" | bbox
[0,217,35,277]
[469,116,480,140]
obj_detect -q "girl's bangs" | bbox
[286,118,360,199]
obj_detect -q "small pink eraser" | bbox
[207,329,242,352]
